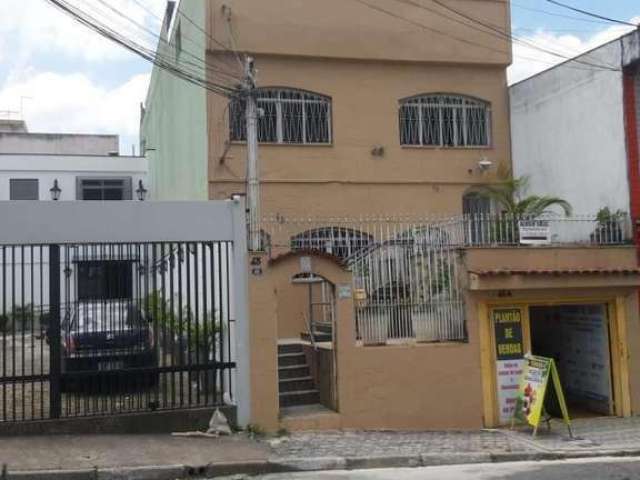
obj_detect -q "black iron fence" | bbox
[0,241,235,423]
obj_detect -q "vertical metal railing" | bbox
[0,241,237,423]
[259,212,633,347]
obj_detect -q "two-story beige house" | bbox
[143,0,512,215]
[143,1,640,433]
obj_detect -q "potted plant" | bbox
[476,167,572,245]
[591,207,627,244]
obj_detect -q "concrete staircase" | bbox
[300,322,332,343]
[278,343,320,408]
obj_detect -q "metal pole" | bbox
[244,56,261,252]
[49,245,61,419]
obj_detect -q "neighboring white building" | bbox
[510,29,640,216]
[0,120,148,201]
[0,121,149,313]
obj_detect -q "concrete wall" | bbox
[208,0,511,66]
[510,39,629,215]
[208,55,511,217]
[0,133,119,155]
[140,0,208,201]
[251,253,484,431]
[0,154,147,201]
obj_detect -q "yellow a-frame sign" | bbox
[512,354,573,438]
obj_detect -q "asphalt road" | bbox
[230,457,640,480]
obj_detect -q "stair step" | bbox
[278,343,304,355]
[278,352,307,367]
[278,365,311,380]
[279,389,320,408]
[300,332,332,343]
[278,376,315,393]
[314,324,333,333]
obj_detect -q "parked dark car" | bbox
[60,301,158,390]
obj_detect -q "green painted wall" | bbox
[141,0,208,200]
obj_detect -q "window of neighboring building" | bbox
[77,177,132,200]
[229,88,332,145]
[10,179,39,200]
[77,261,133,300]
[399,94,491,148]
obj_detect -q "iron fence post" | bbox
[49,244,62,419]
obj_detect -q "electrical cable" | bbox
[544,0,639,28]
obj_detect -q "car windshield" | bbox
[72,303,144,333]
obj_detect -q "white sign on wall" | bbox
[519,220,551,245]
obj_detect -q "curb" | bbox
[6,449,640,479]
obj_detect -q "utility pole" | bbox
[244,56,261,252]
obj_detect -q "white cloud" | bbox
[509,17,640,84]
[0,0,166,63]
[0,70,150,150]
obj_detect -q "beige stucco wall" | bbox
[465,246,639,272]
[250,252,484,431]
[208,55,511,216]
[249,248,640,431]
[208,0,511,66]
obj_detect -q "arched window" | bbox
[229,88,332,145]
[290,227,373,260]
[463,191,491,216]
[399,94,491,147]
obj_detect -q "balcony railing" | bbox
[259,213,633,346]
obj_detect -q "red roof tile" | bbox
[470,268,640,276]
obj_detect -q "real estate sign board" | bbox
[513,355,572,436]
[518,219,551,245]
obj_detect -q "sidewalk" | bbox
[3,417,640,479]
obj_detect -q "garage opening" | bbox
[529,304,614,418]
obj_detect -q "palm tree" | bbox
[478,171,572,218]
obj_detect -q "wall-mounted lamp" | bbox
[136,180,148,201]
[478,157,493,172]
[50,179,61,201]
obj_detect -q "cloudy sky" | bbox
[0,0,638,153]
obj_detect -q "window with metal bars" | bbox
[229,88,332,145]
[399,94,491,148]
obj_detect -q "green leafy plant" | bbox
[592,207,627,244]
[478,168,572,218]
[143,291,220,361]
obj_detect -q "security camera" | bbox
[478,158,493,171]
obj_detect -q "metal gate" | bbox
[0,200,250,425]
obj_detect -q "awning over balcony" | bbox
[471,268,640,276]
[468,268,640,291]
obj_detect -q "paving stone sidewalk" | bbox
[269,430,524,459]
[269,417,640,460]
[4,417,640,479]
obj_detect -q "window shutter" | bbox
[10,179,39,200]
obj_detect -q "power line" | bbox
[356,0,618,73]
[45,0,238,98]
[128,0,239,71]
[176,4,245,69]
[510,2,614,25]
[544,0,639,28]
[90,0,242,84]
[425,0,619,71]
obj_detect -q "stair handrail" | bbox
[302,310,318,351]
